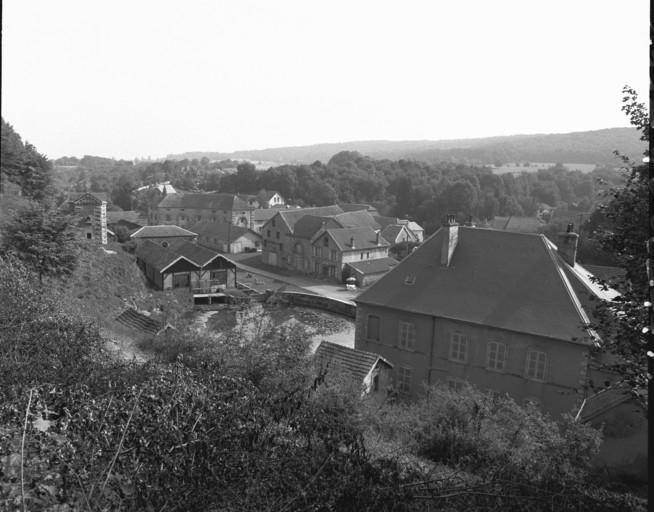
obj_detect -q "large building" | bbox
[260,206,394,280]
[150,193,257,229]
[354,218,612,417]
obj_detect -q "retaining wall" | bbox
[265,290,356,318]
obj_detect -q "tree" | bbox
[591,86,650,394]
[0,201,78,283]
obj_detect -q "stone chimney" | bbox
[440,214,459,267]
[375,230,381,245]
[350,236,356,249]
[557,223,578,267]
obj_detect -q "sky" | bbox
[2,0,649,160]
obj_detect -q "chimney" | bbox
[440,214,459,266]
[464,215,476,227]
[557,223,578,267]
[350,236,356,250]
[375,230,381,245]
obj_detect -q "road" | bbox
[228,253,364,303]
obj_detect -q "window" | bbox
[197,216,201,222]
[328,266,335,277]
[86,232,92,239]
[267,230,271,238]
[525,351,547,381]
[161,241,169,248]
[276,231,280,239]
[323,237,329,247]
[367,315,381,342]
[449,333,468,363]
[272,220,276,227]
[330,249,338,260]
[263,240,267,248]
[366,252,370,259]
[447,378,465,392]
[404,274,416,285]
[487,341,507,372]
[397,366,412,394]
[360,253,364,260]
[313,246,321,257]
[398,322,416,350]
[314,262,320,273]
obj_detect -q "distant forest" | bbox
[167,127,646,167]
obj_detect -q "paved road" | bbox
[229,253,363,303]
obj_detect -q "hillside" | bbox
[168,127,645,167]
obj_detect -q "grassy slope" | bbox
[50,240,193,331]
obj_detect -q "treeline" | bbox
[51,148,625,235]
[217,152,622,233]
[1,118,52,200]
[167,127,646,167]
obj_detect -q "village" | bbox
[56,186,648,484]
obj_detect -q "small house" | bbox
[314,341,393,400]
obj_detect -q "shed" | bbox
[314,341,393,398]
[345,257,399,287]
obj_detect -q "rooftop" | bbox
[347,257,400,274]
[130,225,197,238]
[314,341,392,384]
[323,226,389,252]
[167,238,222,266]
[158,193,252,211]
[355,227,598,343]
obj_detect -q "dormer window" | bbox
[404,275,416,285]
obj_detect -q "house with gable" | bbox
[374,215,424,243]
[310,226,390,279]
[190,220,261,253]
[354,216,609,418]
[135,239,236,296]
[261,205,344,268]
[314,341,393,400]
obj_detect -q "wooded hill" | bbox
[167,127,646,167]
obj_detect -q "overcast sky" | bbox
[2,0,649,160]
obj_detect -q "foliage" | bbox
[590,86,650,392]
[368,384,644,511]
[0,200,78,283]
[1,118,53,199]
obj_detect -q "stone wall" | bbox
[266,291,356,318]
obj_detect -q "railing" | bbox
[191,280,225,294]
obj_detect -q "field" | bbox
[492,162,598,174]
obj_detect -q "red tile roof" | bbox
[355,227,596,343]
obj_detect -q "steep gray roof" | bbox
[355,227,597,344]
[167,239,222,266]
[272,206,344,232]
[135,240,189,271]
[293,216,342,240]
[324,227,389,252]
[314,341,392,384]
